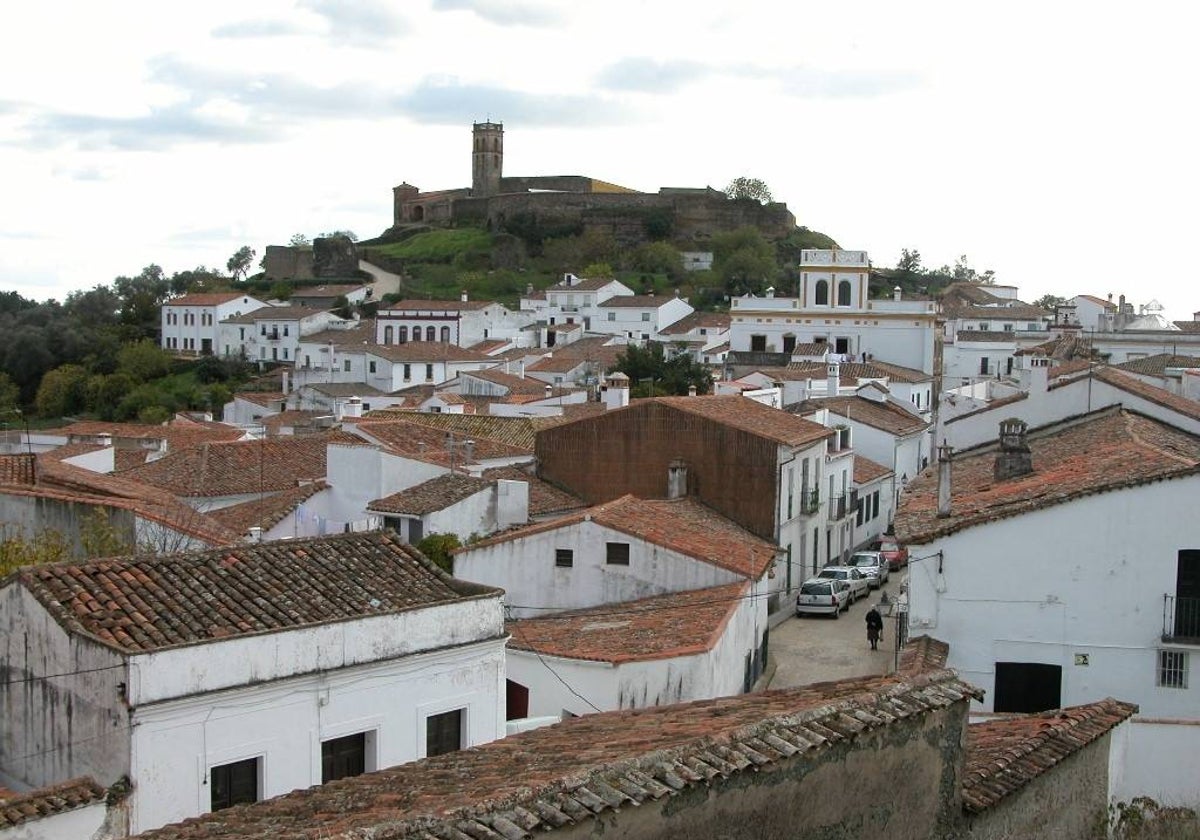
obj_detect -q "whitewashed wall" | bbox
[128,636,505,833]
[907,476,1200,714]
[0,800,111,840]
[1116,719,1200,808]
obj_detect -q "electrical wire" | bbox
[505,606,603,713]
[1,662,126,687]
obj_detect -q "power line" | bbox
[506,606,603,713]
[1,662,126,687]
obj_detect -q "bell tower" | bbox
[472,121,503,197]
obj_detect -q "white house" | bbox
[367,472,530,544]
[219,306,349,364]
[657,311,731,362]
[728,250,939,374]
[896,409,1200,807]
[592,294,693,342]
[376,295,532,347]
[506,582,762,719]
[161,292,268,356]
[1071,293,1118,331]
[852,455,894,547]
[0,532,507,835]
[522,274,636,333]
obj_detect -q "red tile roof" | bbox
[368,473,490,515]
[596,294,675,308]
[59,421,245,451]
[548,276,622,292]
[1114,353,1200,376]
[963,698,1138,813]
[954,330,1019,343]
[0,453,36,486]
[382,298,495,312]
[1075,294,1117,310]
[131,669,980,840]
[479,466,584,516]
[897,635,949,675]
[643,395,833,448]
[208,481,327,535]
[659,311,731,334]
[463,495,780,580]
[166,292,254,306]
[896,408,1200,544]
[0,777,106,828]
[18,531,500,654]
[352,419,531,465]
[788,395,928,437]
[853,455,893,484]
[508,582,748,663]
[787,360,932,384]
[1096,368,1200,422]
[372,410,540,449]
[233,391,287,408]
[367,342,492,362]
[459,368,551,395]
[121,434,346,497]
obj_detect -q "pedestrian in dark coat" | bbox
[865,607,884,650]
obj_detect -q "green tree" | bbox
[288,233,311,247]
[579,230,619,266]
[35,364,89,418]
[227,246,256,281]
[581,262,615,279]
[0,527,71,577]
[614,342,712,397]
[137,405,171,425]
[117,340,173,382]
[1033,294,1068,310]
[416,533,461,574]
[1,326,55,401]
[725,177,773,203]
[85,372,136,420]
[541,236,584,275]
[631,242,683,280]
[712,226,778,296]
[114,265,170,341]
[0,372,19,415]
[319,230,358,242]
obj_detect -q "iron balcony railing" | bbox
[829,493,849,521]
[1163,595,1200,642]
[799,489,820,515]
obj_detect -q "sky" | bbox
[3,1,1198,320]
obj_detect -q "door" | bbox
[994,662,1061,713]
[1176,550,1200,637]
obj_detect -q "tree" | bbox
[725,177,773,204]
[1,326,55,401]
[712,226,778,296]
[35,364,89,418]
[85,372,135,420]
[118,340,173,383]
[897,249,922,275]
[416,533,461,574]
[631,242,683,280]
[1033,294,1068,310]
[580,262,615,279]
[288,233,311,247]
[541,236,583,275]
[227,246,256,281]
[614,342,713,397]
[0,373,19,415]
[114,265,170,341]
[319,230,358,242]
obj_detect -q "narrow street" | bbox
[767,574,907,689]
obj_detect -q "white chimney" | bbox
[281,370,290,394]
[936,441,953,517]
[342,396,363,419]
[518,360,525,379]
[826,360,840,396]
[1029,356,1050,394]
[765,286,775,299]
[688,384,697,397]
[248,525,263,543]
[461,290,469,303]
[667,458,688,500]
[600,372,630,410]
[893,286,902,302]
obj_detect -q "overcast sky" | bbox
[3,1,1197,319]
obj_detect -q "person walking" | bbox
[865,606,884,651]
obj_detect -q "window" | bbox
[411,326,421,341]
[384,326,393,344]
[403,363,411,381]
[369,361,377,373]
[210,757,259,811]
[750,334,767,352]
[1158,651,1189,688]
[994,662,1062,713]
[1003,323,1014,331]
[426,326,436,342]
[441,326,451,342]
[321,733,367,783]
[815,280,829,306]
[283,325,289,336]
[641,312,651,322]
[980,357,990,375]
[837,280,851,306]
[343,359,351,372]
[426,709,463,757]
[425,363,434,380]
[399,326,408,343]
[555,548,574,568]
[979,322,990,331]
[607,311,616,321]
[605,542,630,566]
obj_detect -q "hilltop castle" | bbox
[390,122,796,246]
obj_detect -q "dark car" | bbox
[875,536,909,571]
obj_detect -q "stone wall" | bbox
[262,246,314,281]
[966,731,1112,840]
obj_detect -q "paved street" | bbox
[767,573,908,689]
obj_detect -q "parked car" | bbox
[796,577,851,618]
[847,551,889,589]
[875,536,909,571]
[816,566,870,603]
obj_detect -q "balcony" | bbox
[828,493,850,521]
[799,489,820,515]
[1163,595,1200,643]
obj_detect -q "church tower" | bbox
[471,121,503,197]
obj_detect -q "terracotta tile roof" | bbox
[547,276,619,292]
[1173,320,1200,333]
[368,473,490,515]
[0,777,106,828]
[1075,294,1116,309]
[463,495,780,580]
[460,368,552,395]
[233,391,287,408]
[952,330,1019,343]
[527,402,609,430]
[1096,368,1200,422]
[114,449,152,471]
[18,531,499,654]
[786,360,932,384]
[302,319,377,348]
[1114,353,1200,376]
[120,435,344,497]
[1049,358,1096,379]
[15,458,242,547]
[633,395,832,448]
[895,408,1200,544]
[222,305,327,324]
[467,339,511,354]
[351,419,532,465]
[963,698,1138,814]
[261,410,330,435]
[853,455,893,484]
[658,311,730,334]
[940,284,1047,321]
[166,292,253,306]
[0,453,37,485]
[382,298,494,312]
[367,342,492,362]
[131,669,980,840]
[897,635,949,675]
[596,294,675,309]
[725,350,792,368]
[788,395,928,437]
[480,466,584,516]
[41,443,108,462]
[943,392,1028,426]
[508,582,748,663]
[58,420,245,451]
[290,284,368,299]
[208,481,327,535]
[306,382,388,397]
[524,337,626,374]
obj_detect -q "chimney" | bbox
[893,286,902,302]
[461,290,469,303]
[600,372,630,410]
[826,360,840,396]
[667,458,688,499]
[1029,356,1050,393]
[994,418,1033,481]
[248,525,263,543]
[544,384,552,399]
[936,441,954,517]
[281,369,290,394]
[765,286,776,299]
[688,384,697,397]
[526,283,534,296]
[518,360,525,379]
[342,396,363,419]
